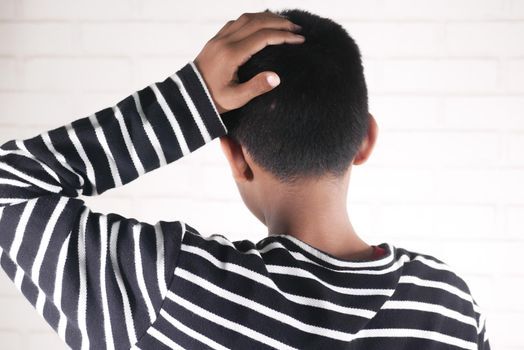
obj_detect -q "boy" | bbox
[0,9,489,350]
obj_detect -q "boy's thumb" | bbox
[264,73,281,89]
[234,72,280,107]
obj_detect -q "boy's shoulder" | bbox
[393,245,474,295]
[178,229,488,347]
[182,227,475,303]
[392,245,486,327]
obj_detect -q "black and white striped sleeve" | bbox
[474,299,490,350]
[0,62,227,349]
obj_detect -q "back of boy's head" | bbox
[222,9,369,184]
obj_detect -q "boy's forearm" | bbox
[0,62,228,204]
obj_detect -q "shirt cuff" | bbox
[171,62,228,140]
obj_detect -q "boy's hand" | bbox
[194,11,305,114]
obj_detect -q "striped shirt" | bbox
[0,62,489,350]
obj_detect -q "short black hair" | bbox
[222,9,369,184]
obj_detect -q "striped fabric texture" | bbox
[0,62,489,350]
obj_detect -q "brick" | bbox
[11,140,232,213]
[379,0,505,20]
[0,92,76,128]
[0,57,20,90]
[0,127,46,147]
[362,59,382,94]
[0,331,22,348]
[443,97,524,131]
[130,196,267,240]
[76,0,136,20]
[346,203,377,236]
[138,0,264,20]
[0,296,53,330]
[379,204,496,238]
[18,0,77,19]
[380,59,499,93]
[497,170,524,203]
[487,312,523,348]
[110,158,196,197]
[264,0,505,20]
[187,163,241,201]
[81,23,218,57]
[503,59,524,93]
[192,139,228,166]
[506,133,524,166]
[0,23,77,55]
[508,0,524,19]
[0,270,19,297]
[369,131,500,167]
[72,91,130,120]
[134,57,190,88]
[345,22,444,58]
[489,276,524,312]
[82,195,137,219]
[353,167,502,204]
[23,58,132,92]
[377,205,436,239]
[350,167,437,203]
[20,0,136,20]
[25,331,68,350]
[446,23,524,57]
[459,274,493,311]
[263,0,383,21]
[0,0,15,19]
[440,242,524,275]
[436,169,498,203]
[390,240,524,275]
[371,96,441,130]
[507,206,524,237]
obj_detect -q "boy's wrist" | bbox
[171,62,228,139]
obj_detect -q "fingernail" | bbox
[294,34,305,42]
[267,74,280,87]
[293,24,302,31]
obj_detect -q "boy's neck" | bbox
[268,216,372,261]
[264,178,372,260]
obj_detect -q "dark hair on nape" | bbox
[221,9,369,185]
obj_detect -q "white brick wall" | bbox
[1,0,523,348]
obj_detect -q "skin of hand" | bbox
[194,11,305,114]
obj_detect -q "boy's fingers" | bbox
[227,72,280,110]
[227,14,301,42]
[232,29,305,65]
[217,12,260,37]
[194,11,305,113]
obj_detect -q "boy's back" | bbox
[137,225,486,349]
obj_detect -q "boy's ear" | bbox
[219,136,253,181]
[353,114,378,166]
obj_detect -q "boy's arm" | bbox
[0,62,228,349]
[0,12,304,350]
[478,330,490,350]
[476,305,490,350]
